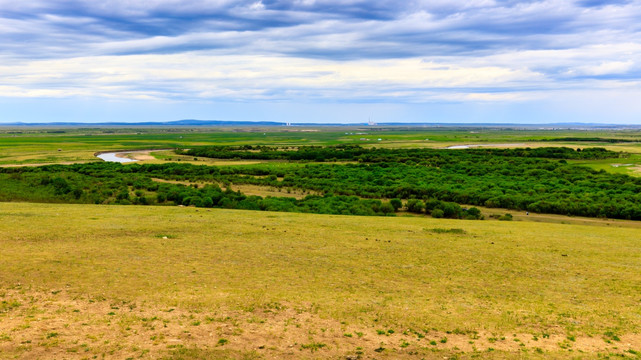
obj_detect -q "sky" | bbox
[1,0,641,124]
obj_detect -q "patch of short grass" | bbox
[1,202,641,358]
[427,228,466,234]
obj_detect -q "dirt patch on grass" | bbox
[475,205,641,229]
[1,287,640,359]
[150,178,313,199]
[230,184,315,199]
[0,161,94,168]
[151,178,210,187]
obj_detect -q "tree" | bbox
[380,202,395,215]
[466,207,481,219]
[202,197,214,207]
[439,202,462,218]
[406,199,424,213]
[424,199,441,214]
[390,198,402,211]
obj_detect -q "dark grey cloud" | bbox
[1,0,639,62]
[1,0,640,108]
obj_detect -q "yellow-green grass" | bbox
[143,150,271,166]
[0,128,352,165]
[1,202,641,358]
[365,141,580,150]
[2,127,641,166]
[568,153,641,176]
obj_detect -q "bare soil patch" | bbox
[126,151,156,161]
[150,178,313,199]
[1,288,640,359]
[0,161,93,168]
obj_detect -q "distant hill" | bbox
[1,119,640,129]
[1,119,286,127]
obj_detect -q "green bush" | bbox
[406,199,425,213]
[380,202,395,215]
[499,213,513,221]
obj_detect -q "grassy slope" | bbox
[1,202,641,359]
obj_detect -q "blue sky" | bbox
[1,0,641,124]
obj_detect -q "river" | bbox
[96,152,138,163]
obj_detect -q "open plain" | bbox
[2,201,641,359]
[1,127,641,359]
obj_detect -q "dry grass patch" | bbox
[151,178,314,199]
[1,202,641,358]
[3,288,640,359]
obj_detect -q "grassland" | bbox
[567,153,641,175]
[2,202,641,359]
[2,126,641,359]
[2,126,641,176]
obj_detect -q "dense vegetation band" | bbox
[2,146,640,220]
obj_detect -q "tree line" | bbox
[179,144,622,162]
[0,145,639,220]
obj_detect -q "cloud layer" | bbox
[1,0,640,122]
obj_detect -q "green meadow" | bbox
[2,126,641,177]
[1,202,641,359]
[2,126,641,359]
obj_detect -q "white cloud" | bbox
[0,0,640,122]
[572,60,635,76]
[0,53,546,102]
[249,1,265,11]
[455,43,641,79]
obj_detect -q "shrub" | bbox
[424,199,441,213]
[428,228,466,234]
[202,197,214,208]
[498,213,513,221]
[380,202,395,214]
[439,202,462,218]
[466,207,481,218]
[406,198,425,213]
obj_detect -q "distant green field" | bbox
[2,127,641,176]
[568,153,641,174]
[0,128,351,165]
[1,202,641,359]
[2,127,641,359]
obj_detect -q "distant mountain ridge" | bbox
[1,119,640,129]
[2,119,285,127]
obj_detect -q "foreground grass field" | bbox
[1,203,641,359]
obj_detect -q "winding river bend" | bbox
[95,149,172,163]
[445,143,526,149]
[96,152,137,163]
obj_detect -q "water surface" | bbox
[96,152,137,163]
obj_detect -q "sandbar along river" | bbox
[96,152,138,163]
